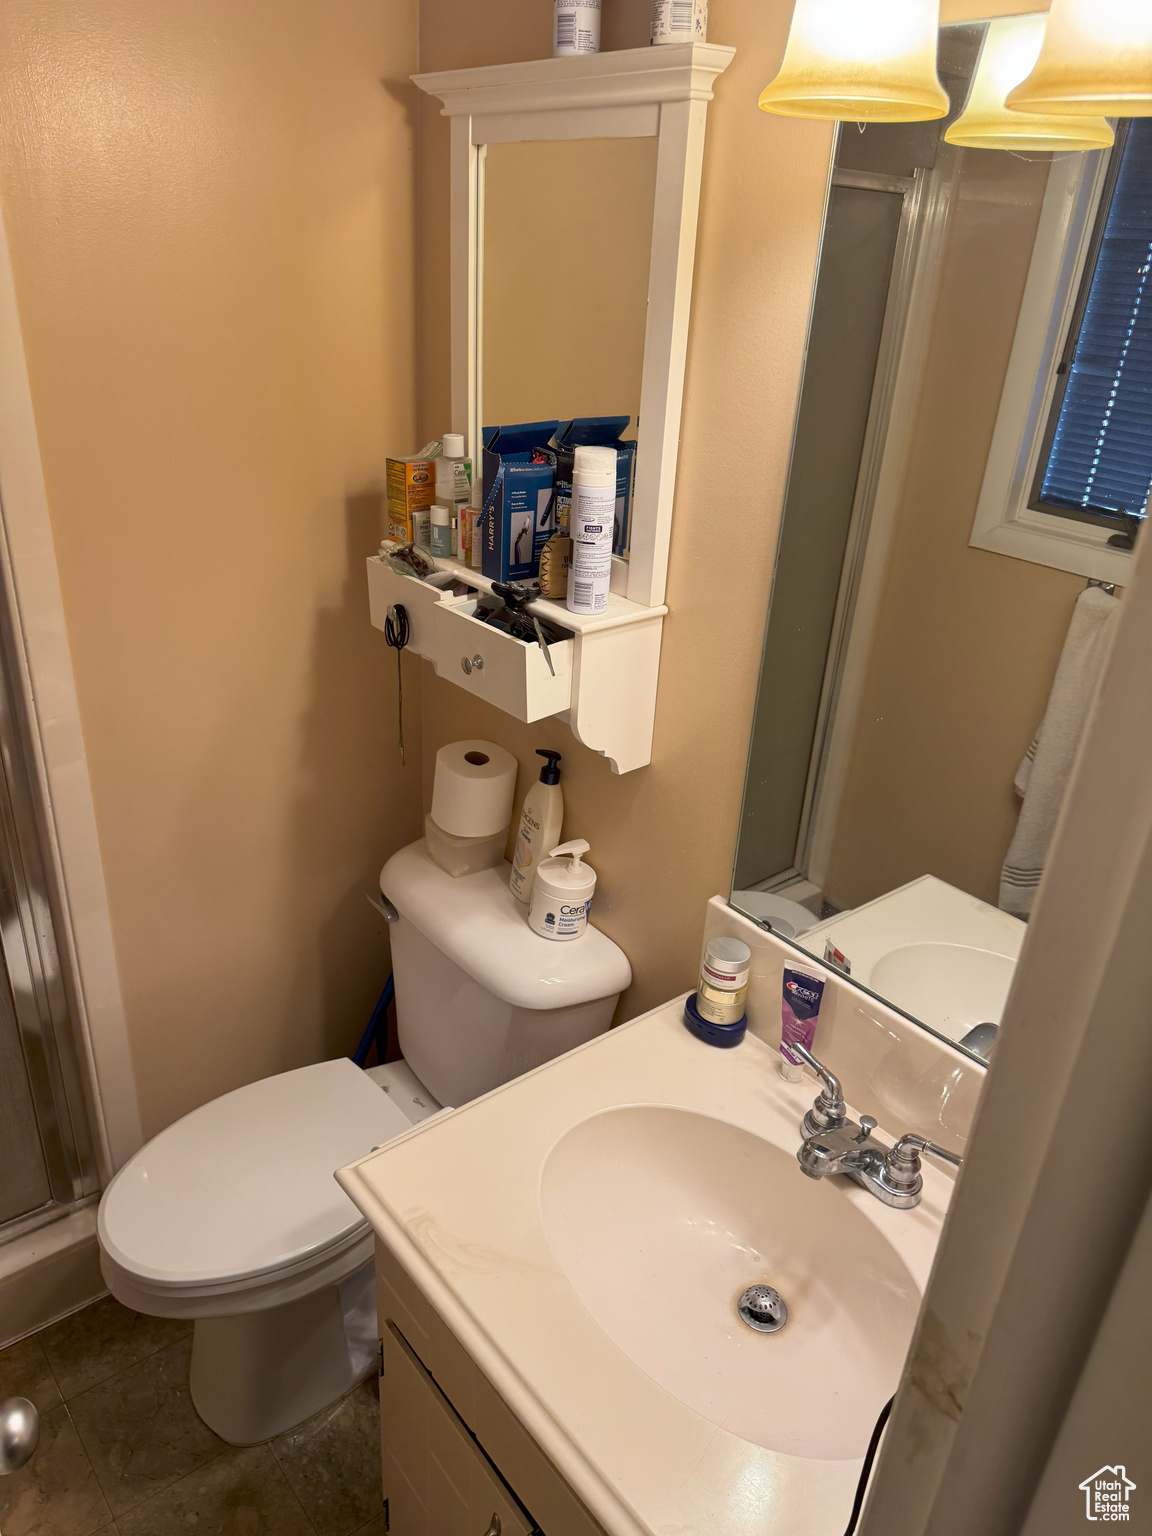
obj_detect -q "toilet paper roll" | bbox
[431,740,518,838]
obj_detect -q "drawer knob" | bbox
[461,654,485,675]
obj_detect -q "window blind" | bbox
[1039,120,1152,522]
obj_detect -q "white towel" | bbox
[999,585,1120,918]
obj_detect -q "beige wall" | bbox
[0,0,425,1138]
[417,0,836,1020]
[825,149,1083,911]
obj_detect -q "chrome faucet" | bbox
[788,1042,962,1209]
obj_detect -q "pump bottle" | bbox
[510,750,563,904]
[529,840,597,941]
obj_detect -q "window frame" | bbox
[970,140,1134,585]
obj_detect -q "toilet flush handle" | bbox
[482,1518,501,1536]
[365,892,399,924]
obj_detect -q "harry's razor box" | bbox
[480,421,558,583]
[553,417,637,556]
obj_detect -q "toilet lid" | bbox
[98,1059,416,1288]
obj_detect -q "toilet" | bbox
[97,839,630,1444]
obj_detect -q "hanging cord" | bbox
[843,1395,894,1536]
[384,603,410,765]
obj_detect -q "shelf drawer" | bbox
[367,557,572,723]
[427,599,571,721]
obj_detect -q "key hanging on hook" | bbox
[384,603,411,765]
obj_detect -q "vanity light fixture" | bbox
[758,0,949,122]
[945,15,1115,152]
[1006,0,1152,117]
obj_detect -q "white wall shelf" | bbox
[392,43,733,773]
[368,551,667,775]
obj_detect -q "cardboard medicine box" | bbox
[386,448,437,543]
[480,421,559,583]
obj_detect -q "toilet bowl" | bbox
[98,839,629,1444]
[98,1059,419,1444]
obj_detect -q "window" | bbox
[1031,121,1152,539]
[970,129,1146,584]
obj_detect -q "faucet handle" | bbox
[881,1133,963,1196]
[789,1042,848,1133]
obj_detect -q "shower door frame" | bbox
[0,196,142,1250]
[0,550,100,1241]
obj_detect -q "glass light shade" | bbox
[946,16,1115,151]
[1005,0,1152,116]
[758,0,949,122]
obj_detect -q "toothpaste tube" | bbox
[780,967,825,1082]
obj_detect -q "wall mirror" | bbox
[732,20,1150,1065]
[414,44,733,612]
[482,137,658,559]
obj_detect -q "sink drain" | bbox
[737,1284,788,1333]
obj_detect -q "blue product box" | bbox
[480,421,559,583]
[553,417,637,557]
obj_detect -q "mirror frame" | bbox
[414,44,734,610]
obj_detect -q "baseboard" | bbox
[0,1204,107,1349]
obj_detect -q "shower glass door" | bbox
[0,965,52,1223]
[0,557,97,1242]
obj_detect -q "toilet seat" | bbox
[98,1059,413,1317]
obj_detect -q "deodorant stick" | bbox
[555,0,601,55]
[567,446,617,616]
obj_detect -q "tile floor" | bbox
[0,1296,385,1536]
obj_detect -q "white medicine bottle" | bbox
[429,503,453,558]
[436,433,472,558]
[651,0,708,43]
[554,0,601,55]
[567,445,616,616]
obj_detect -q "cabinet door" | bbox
[383,1322,536,1536]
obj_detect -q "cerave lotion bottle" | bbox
[529,841,597,941]
[435,433,472,559]
[509,750,563,904]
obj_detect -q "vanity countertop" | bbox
[337,1000,954,1536]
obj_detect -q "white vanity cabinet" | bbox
[377,1242,611,1536]
[383,1323,535,1536]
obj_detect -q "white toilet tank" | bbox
[380,840,631,1108]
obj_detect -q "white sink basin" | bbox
[870,942,1016,1038]
[799,875,1025,1047]
[541,1104,921,1459]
